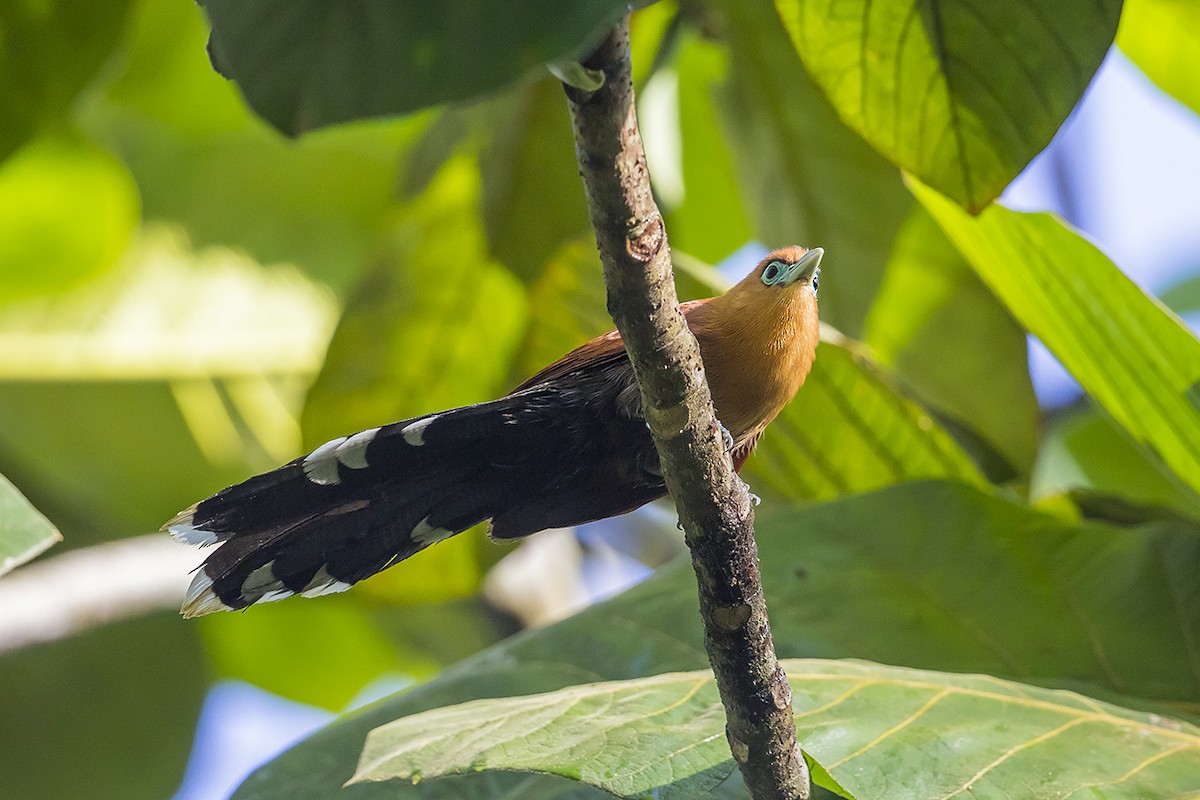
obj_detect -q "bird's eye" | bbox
[761,261,784,286]
[811,270,820,295]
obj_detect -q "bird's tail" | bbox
[166,397,543,617]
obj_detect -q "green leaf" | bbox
[0,0,133,162]
[1032,406,1200,520]
[1118,0,1200,117]
[198,0,631,135]
[744,329,987,502]
[100,0,249,135]
[716,0,912,336]
[351,660,1200,800]
[480,78,592,282]
[511,239,611,383]
[302,156,527,442]
[865,207,1037,477]
[0,136,139,300]
[913,180,1200,503]
[664,31,753,265]
[0,614,206,800]
[0,474,60,578]
[775,0,1121,211]
[234,481,1200,799]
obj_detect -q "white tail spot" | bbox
[303,436,347,485]
[301,566,353,599]
[411,516,452,546]
[181,571,231,618]
[243,560,282,594]
[401,415,439,446]
[168,523,219,547]
[335,427,379,469]
[163,505,220,546]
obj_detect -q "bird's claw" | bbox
[749,492,761,507]
[718,421,735,453]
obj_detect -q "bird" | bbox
[166,246,823,617]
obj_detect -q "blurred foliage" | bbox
[0,0,1199,798]
[866,208,1038,478]
[1117,0,1200,117]
[916,181,1200,507]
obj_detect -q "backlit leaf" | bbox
[1118,0,1200,117]
[745,328,987,501]
[775,0,1121,211]
[914,180,1200,503]
[717,0,911,335]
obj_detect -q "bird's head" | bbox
[720,246,823,321]
[750,245,822,295]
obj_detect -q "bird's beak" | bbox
[781,247,823,286]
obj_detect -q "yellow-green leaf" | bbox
[775,0,1121,211]
[1118,0,1200,117]
[351,660,1200,800]
[746,328,986,501]
[914,179,1200,503]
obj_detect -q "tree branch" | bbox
[561,17,809,800]
[0,535,201,654]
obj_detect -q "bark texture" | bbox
[562,17,809,800]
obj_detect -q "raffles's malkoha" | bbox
[167,246,822,617]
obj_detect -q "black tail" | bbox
[169,392,563,617]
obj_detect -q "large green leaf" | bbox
[0,613,206,800]
[1034,406,1200,519]
[716,0,911,336]
[663,31,753,265]
[233,481,1200,799]
[745,329,986,501]
[1118,0,1200,117]
[0,136,139,300]
[352,660,1200,800]
[480,78,592,283]
[0,0,133,162]
[914,181,1200,503]
[198,0,630,135]
[0,473,60,578]
[775,0,1121,212]
[865,207,1037,478]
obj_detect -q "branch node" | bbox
[625,214,664,263]
[712,602,753,631]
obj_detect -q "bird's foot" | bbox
[718,421,735,453]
